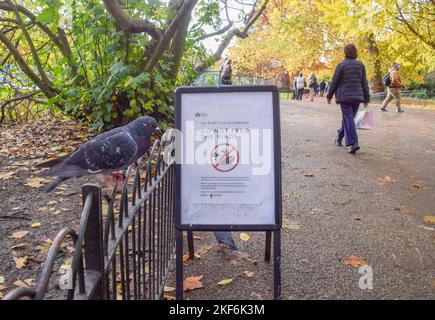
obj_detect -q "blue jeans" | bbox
[337,102,360,146]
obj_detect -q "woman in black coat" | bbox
[326,44,370,153]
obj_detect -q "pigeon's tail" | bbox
[45,177,68,193]
[214,231,237,251]
[36,154,70,168]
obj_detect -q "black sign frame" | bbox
[174,85,282,300]
[174,85,282,231]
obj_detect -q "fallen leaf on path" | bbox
[394,205,411,214]
[309,143,321,147]
[378,176,396,186]
[164,295,176,300]
[217,278,233,286]
[0,171,15,180]
[13,278,34,288]
[304,172,315,177]
[11,243,27,250]
[239,233,250,241]
[25,177,47,188]
[31,222,41,228]
[164,286,176,292]
[244,271,255,278]
[412,181,425,189]
[283,219,300,232]
[196,245,212,256]
[183,275,203,292]
[423,216,435,224]
[10,231,29,239]
[345,256,368,268]
[13,256,28,269]
[0,276,4,284]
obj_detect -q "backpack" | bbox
[309,76,317,88]
[383,72,391,87]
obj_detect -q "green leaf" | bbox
[36,6,60,24]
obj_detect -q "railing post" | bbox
[81,184,105,300]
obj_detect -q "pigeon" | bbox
[214,231,237,251]
[37,116,160,192]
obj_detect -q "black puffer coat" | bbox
[326,58,370,104]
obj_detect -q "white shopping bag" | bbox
[355,110,374,130]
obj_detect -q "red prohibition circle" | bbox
[210,143,240,172]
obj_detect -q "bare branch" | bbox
[102,0,162,38]
[5,0,54,92]
[195,0,269,73]
[141,0,198,72]
[195,22,233,41]
[0,30,54,98]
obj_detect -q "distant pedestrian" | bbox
[308,73,318,101]
[380,63,405,113]
[292,75,298,99]
[220,58,232,85]
[319,80,326,97]
[296,73,305,100]
[327,44,370,154]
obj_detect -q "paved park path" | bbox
[178,99,435,300]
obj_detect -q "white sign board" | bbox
[175,86,281,230]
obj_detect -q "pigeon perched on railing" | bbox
[214,231,237,251]
[37,116,160,192]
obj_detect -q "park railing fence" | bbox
[193,71,267,86]
[370,90,434,106]
[3,135,176,300]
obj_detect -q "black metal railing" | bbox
[193,71,267,86]
[370,90,434,106]
[3,134,176,300]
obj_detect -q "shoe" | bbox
[334,138,343,146]
[348,143,360,154]
[380,108,388,112]
[397,109,404,113]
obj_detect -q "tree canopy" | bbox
[230,0,435,91]
[0,0,268,129]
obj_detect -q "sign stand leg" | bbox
[187,231,195,259]
[265,231,272,261]
[176,229,184,300]
[273,230,281,300]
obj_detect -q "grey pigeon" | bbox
[38,116,159,192]
[214,231,237,251]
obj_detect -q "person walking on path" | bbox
[292,75,298,99]
[296,73,305,100]
[309,73,318,101]
[319,80,326,97]
[327,44,370,154]
[380,63,405,113]
[220,58,233,85]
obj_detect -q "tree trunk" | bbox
[365,34,384,93]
